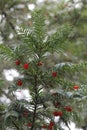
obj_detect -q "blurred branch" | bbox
[1,89,14,101]
[2,11,20,40]
[12,119,20,130]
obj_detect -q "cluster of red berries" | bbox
[15,60,58,87]
[16,60,80,89]
[53,106,72,117]
[27,122,55,129]
[53,111,63,117]
[15,59,79,130]
[15,60,44,67]
[52,72,57,77]
[27,123,32,127]
[64,106,72,112]
[49,121,55,130]
[17,80,23,86]
[15,60,29,69]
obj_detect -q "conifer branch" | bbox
[12,120,20,130]
[30,75,38,130]
[0,44,14,61]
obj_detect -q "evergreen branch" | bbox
[17,28,37,48]
[55,62,87,73]
[12,119,20,130]
[0,44,14,61]
[32,10,46,42]
[47,24,72,49]
[30,75,38,130]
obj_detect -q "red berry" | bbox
[54,102,60,107]
[23,63,29,69]
[64,106,72,112]
[37,61,43,66]
[17,80,23,86]
[15,60,20,65]
[27,123,32,127]
[49,121,55,126]
[52,72,57,77]
[42,125,47,128]
[23,112,29,117]
[49,122,55,130]
[73,85,79,90]
[53,111,63,117]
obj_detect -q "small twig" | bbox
[2,11,16,33]
[2,11,20,40]
[12,120,20,130]
[30,75,38,130]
